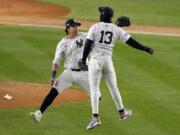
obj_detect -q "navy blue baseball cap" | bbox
[98,7,114,18]
[65,19,81,28]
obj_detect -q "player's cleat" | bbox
[29,110,42,123]
[86,117,101,130]
[119,109,132,120]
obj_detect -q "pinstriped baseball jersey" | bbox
[87,22,131,55]
[52,32,97,96]
[53,32,87,69]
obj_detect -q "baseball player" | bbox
[79,7,154,130]
[30,19,101,122]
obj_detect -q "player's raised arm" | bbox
[115,17,154,55]
[125,37,154,55]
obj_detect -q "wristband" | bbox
[51,71,57,78]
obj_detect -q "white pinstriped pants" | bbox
[53,69,90,96]
[89,53,124,114]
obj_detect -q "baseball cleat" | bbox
[29,110,42,123]
[86,117,101,130]
[119,109,132,120]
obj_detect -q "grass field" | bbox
[0,25,180,135]
[39,0,180,27]
[0,0,180,135]
[0,25,63,83]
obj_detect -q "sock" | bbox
[119,109,125,113]
[40,87,58,113]
[93,114,99,118]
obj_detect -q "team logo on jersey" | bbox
[76,39,83,48]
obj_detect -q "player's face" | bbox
[68,25,78,35]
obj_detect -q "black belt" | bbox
[71,68,81,72]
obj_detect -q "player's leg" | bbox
[30,70,73,122]
[103,60,124,110]
[103,58,132,119]
[77,71,91,96]
[89,59,102,115]
[39,87,58,114]
[78,71,101,98]
[40,69,73,112]
[86,57,102,130]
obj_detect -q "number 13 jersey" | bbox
[87,22,131,56]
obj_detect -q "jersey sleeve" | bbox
[52,39,65,65]
[117,27,131,43]
[86,25,95,41]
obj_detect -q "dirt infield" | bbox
[0,0,180,36]
[0,0,69,26]
[0,0,70,18]
[0,82,89,109]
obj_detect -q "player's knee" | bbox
[90,90,100,96]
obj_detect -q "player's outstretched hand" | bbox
[147,48,154,55]
[78,59,88,71]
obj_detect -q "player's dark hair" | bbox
[65,28,68,34]
[98,7,113,23]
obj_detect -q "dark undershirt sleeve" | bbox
[126,37,150,52]
[82,39,93,62]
